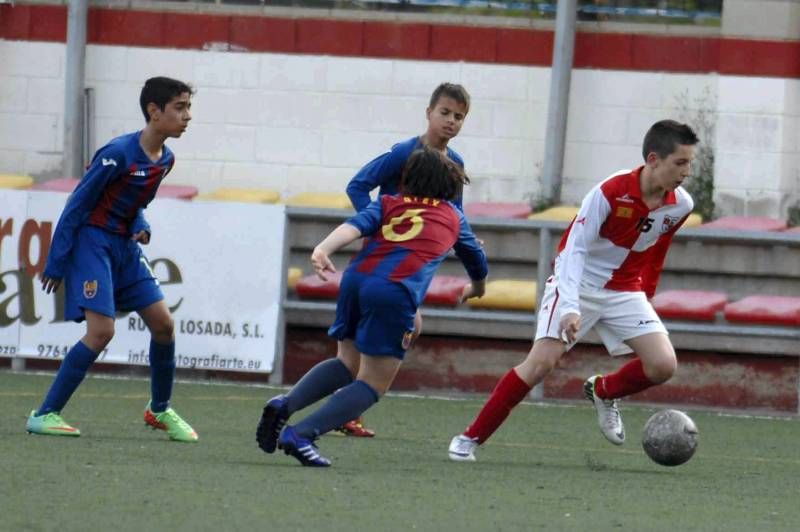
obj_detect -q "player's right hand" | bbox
[41,275,62,294]
[130,230,150,244]
[407,309,423,348]
[310,247,336,281]
[459,279,486,303]
[559,313,581,344]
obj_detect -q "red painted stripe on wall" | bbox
[363,21,431,60]
[1,4,799,78]
[163,13,231,50]
[295,18,363,56]
[230,16,296,53]
[496,28,553,65]
[719,38,800,78]
[89,8,166,47]
[0,4,67,41]
[575,31,633,69]
[430,24,498,63]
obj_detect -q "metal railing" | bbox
[146,0,723,23]
[283,206,799,355]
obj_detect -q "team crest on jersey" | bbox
[661,215,680,233]
[83,280,98,299]
[616,206,633,218]
[401,330,415,350]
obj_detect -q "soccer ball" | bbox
[642,409,698,466]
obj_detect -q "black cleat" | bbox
[256,395,289,454]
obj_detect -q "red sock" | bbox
[595,358,654,400]
[464,369,531,444]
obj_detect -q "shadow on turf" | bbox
[450,455,673,476]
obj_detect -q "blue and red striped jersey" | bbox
[44,131,174,278]
[345,194,487,306]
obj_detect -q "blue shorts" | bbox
[64,226,164,322]
[328,271,416,359]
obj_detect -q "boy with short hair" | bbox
[26,76,198,442]
[341,82,472,436]
[347,82,470,210]
[448,120,698,461]
[257,147,488,466]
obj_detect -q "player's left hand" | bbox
[40,275,61,294]
[311,247,336,281]
[131,230,150,244]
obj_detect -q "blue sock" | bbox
[285,358,354,414]
[293,380,379,439]
[149,340,175,413]
[37,341,98,416]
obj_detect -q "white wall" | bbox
[1,40,798,217]
[714,76,800,217]
[722,0,800,40]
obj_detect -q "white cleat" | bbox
[448,434,478,462]
[584,375,625,446]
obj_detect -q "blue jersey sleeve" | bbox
[452,209,488,281]
[344,199,383,236]
[44,144,126,278]
[445,147,465,211]
[346,139,416,211]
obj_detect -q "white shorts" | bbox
[535,277,668,356]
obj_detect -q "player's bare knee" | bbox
[644,355,677,383]
[517,340,562,384]
[365,380,389,397]
[335,341,361,377]
[86,325,114,350]
[338,357,359,378]
[336,355,359,378]
[161,316,175,337]
[149,316,174,343]
[529,354,557,375]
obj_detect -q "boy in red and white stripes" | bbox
[449,120,698,461]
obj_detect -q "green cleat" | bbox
[26,410,81,437]
[144,403,198,443]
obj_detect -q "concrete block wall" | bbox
[714,76,800,217]
[722,0,800,40]
[0,40,744,207]
[0,41,64,177]
[0,2,798,217]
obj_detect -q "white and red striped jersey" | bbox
[553,166,693,317]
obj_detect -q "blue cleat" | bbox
[278,426,331,467]
[256,395,289,454]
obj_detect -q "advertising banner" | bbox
[1,189,285,373]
